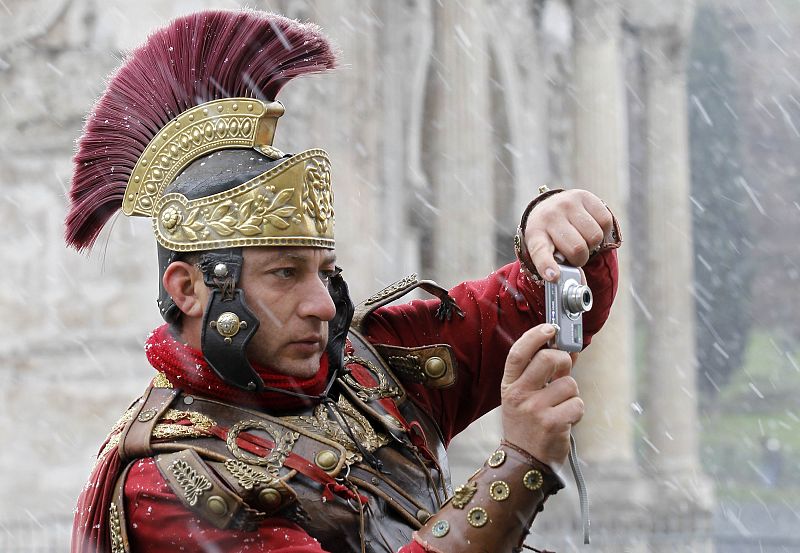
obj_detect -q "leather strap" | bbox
[155,449,250,530]
[413,441,564,553]
[118,387,179,461]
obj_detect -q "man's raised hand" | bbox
[524,189,613,282]
[500,324,584,467]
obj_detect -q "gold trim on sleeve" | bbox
[109,502,124,553]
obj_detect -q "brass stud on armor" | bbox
[423,356,446,379]
[207,495,228,516]
[489,480,510,501]
[314,449,338,471]
[431,519,450,538]
[487,449,506,467]
[213,263,229,277]
[523,469,543,491]
[137,408,157,422]
[210,312,245,344]
[416,509,432,523]
[467,507,489,528]
[258,487,282,509]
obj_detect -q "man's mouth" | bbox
[293,335,322,344]
[289,336,323,353]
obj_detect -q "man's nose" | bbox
[298,276,337,321]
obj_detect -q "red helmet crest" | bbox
[66,10,336,251]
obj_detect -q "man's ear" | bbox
[163,261,207,319]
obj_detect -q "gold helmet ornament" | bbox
[65,10,351,391]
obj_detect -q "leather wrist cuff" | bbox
[514,188,623,284]
[413,441,564,553]
[515,188,565,284]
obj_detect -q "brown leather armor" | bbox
[110,329,453,553]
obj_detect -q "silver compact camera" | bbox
[544,264,593,352]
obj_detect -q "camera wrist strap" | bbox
[568,432,591,544]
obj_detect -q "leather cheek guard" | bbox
[324,269,354,376]
[201,288,263,391]
[413,440,564,553]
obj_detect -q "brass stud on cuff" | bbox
[489,480,510,501]
[431,519,450,538]
[487,450,506,467]
[523,469,544,491]
[467,507,489,528]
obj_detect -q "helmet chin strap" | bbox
[197,249,354,396]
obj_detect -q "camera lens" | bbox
[562,280,593,315]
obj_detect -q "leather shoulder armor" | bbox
[108,343,452,553]
[351,275,462,390]
[351,273,464,333]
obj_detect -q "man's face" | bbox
[238,247,338,378]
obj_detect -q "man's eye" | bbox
[272,268,296,279]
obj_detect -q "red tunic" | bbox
[79,253,618,553]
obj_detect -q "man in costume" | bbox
[67,10,621,553]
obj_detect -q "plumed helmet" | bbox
[65,10,352,391]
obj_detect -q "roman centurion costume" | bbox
[66,10,620,553]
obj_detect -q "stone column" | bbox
[572,0,636,467]
[375,0,433,283]
[486,0,550,235]
[630,1,714,549]
[303,0,382,301]
[424,0,494,287]
[422,0,499,485]
[529,3,650,550]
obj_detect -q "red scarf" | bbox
[72,324,331,553]
[145,324,331,410]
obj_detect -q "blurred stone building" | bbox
[0,0,712,551]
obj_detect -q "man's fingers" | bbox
[502,325,557,385]
[513,348,572,392]
[581,194,614,237]
[547,223,590,268]
[525,229,560,282]
[568,210,604,252]
[549,396,586,427]
[549,355,573,383]
[534,375,579,407]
